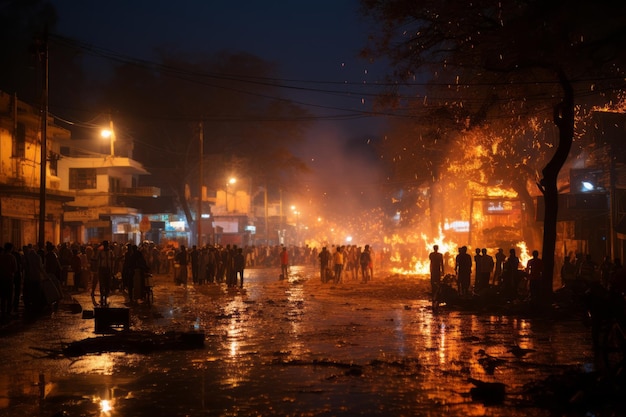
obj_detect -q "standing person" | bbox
[333,246,344,284]
[234,248,245,288]
[318,247,330,283]
[280,246,289,280]
[455,246,472,296]
[368,246,375,280]
[525,250,544,302]
[503,248,520,299]
[58,242,72,286]
[360,245,373,283]
[473,248,483,293]
[494,248,506,285]
[599,255,614,289]
[96,240,114,307]
[130,245,149,303]
[190,245,199,285]
[44,242,62,283]
[176,245,189,287]
[429,245,445,300]
[477,248,494,292]
[0,243,17,321]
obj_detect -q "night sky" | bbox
[48,0,390,213]
[49,0,387,128]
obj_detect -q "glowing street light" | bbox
[101,120,115,156]
[225,177,237,212]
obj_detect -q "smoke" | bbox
[290,121,386,244]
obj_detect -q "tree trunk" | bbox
[539,71,574,303]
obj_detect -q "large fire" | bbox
[386,227,531,278]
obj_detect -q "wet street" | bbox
[0,265,598,417]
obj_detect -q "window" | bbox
[69,168,97,189]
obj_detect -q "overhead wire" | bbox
[49,32,625,124]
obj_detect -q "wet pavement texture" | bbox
[0,266,600,416]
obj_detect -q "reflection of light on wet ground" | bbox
[71,353,117,375]
[0,268,600,416]
[220,296,253,388]
[285,266,307,355]
[99,398,112,414]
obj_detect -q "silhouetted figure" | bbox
[477,248,494,292]
[360,245,372,283]
[429,245,444,300]
[190,245,200,284]
[474,248,482,292]
[455,246,472,296]
[333,246,344,284]
[494,249,506,285]
[525,250,544,301]
[319,247,330,283]
[234,248,245,287]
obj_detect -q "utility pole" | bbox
[197,122,203,246]
[38,27,48,249]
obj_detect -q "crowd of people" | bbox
[428,244,626,303]
[4,237,624,324]
[0,240,382,322]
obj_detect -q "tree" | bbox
[362,0,626,301]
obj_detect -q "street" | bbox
[0,265,597,416]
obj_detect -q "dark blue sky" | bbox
[49,0,391,212]
[50,0,389,123]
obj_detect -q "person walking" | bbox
[455,246,472,296]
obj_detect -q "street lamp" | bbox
[101,119,115,156]
[225,177,236,212]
